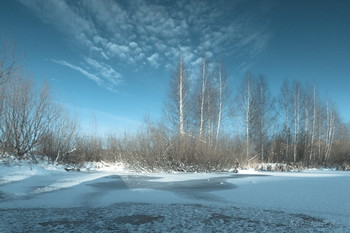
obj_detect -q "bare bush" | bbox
[69,135,104,164]
[0,76,58,160]
[37,108,78,164]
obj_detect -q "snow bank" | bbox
[79,161,126,172]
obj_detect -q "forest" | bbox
[1,41,350,172]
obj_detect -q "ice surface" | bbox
[1,160,349,232]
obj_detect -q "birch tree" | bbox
[251,76,274,162]
[303,89,311,156]
[292,81,301,162]
[198,57,208,140]
[204,77,217,145]
[324,101,336,162]
[309,85,317,162]
[316,102,326,162]
[279,79,291,162]
[178,58,186,136]
[165,57,189,136]
[238,73,255,163]
[215,62,230,143]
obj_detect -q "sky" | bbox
[0,0,349,134]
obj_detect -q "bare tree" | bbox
[309,84,317,162]
[164,57,189,136]
[0,39,18,124]
[38,108,78,163]
[215,62,230,143]
[279,79,291,162]
[192,57,222,145]
[198,57,209,140]
[324,101,336,162]
[237,73,255,163]
[0,76,58,160]
[251,76,274,162]
[205,76,219,146]
[292,81,301,162]
[0,39,17,85]
[303,88,311,157]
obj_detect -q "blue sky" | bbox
[1,0,349,133]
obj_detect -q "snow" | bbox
[1,159,350,232]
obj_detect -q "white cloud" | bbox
[129,42,138,48]
[52,58,122,92]
[147,53,160,68]
[100,51,109,60]
[106,42,129,58]
[191,57,202,67]
[19,0,97,50]
[22,0,272,81]
[204,51,213,58]
[155,43,167,52]
[84,57,122,86]
[51,59,102,85]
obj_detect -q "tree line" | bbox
[162,56,350,170]
[1,41,349,171]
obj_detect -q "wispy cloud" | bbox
[147,53,160,68]
[84,57,122,86]
[19,0,97,49]
[51,59,121,92]
[21,0,272,82]
[51,59,102,85]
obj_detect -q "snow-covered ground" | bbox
[1,160,349,232]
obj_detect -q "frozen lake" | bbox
[1,164,349,232]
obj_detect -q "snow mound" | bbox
[0,154,128,173]
[255,163,302,172]
[79,161,126,172]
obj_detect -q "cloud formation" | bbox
[51,59,121,92]
[20,0,271,89]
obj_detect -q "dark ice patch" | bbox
[114,214,164,225]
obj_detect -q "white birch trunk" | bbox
[325,102,335,162]
[246,80,251,162]
[179,58,185,136]
[199,58,206,139]
[259,82,264,161]
[216,67,223,143]
[293,85,300,163]
[310,86,316,162]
